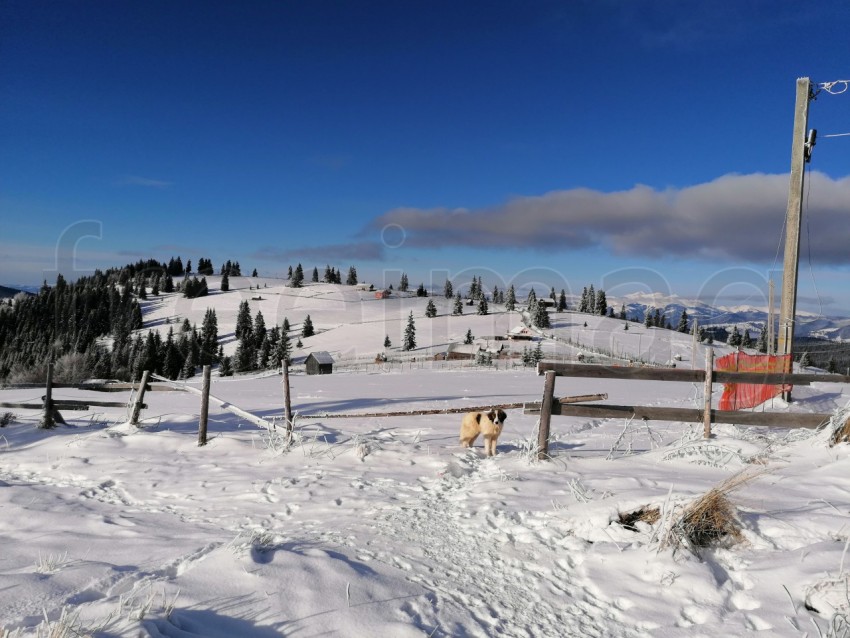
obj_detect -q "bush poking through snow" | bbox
[662,469,764,557]
[829,405,850,447]
[617,505,660,532]
[0,411,13,427]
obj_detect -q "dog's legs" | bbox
[460,433,478,448]
[483,435,495,456]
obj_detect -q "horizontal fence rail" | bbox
[536,362,850,386]
[523,402,830,429]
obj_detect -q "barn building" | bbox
[305,351,335,375]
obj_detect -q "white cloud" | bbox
[364,172,850,265]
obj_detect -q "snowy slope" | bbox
[2,283,850,637]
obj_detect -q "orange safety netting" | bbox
[715,352,793,411]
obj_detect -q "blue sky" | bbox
[2,1,849,313]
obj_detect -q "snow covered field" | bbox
[3,282,850,637]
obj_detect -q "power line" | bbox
[818,80,850,95]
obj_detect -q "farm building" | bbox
[305,351,335,375]
[375,289,391,299]
[507,325,535,340]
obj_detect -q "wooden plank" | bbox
[537,362,703,382]
[524,402,830,429]
[538,362,850,385]
[1,382,178,392]
[0,402,145,411]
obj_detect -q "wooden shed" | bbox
[305,351,335,375]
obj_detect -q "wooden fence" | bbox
[528,352,850,460]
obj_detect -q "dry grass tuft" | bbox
[617,506,660,532]
[662,469,765,557]
[830,415,850,447]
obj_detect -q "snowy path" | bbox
[328,452,645,637]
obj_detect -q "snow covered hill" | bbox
[2,278,850,637]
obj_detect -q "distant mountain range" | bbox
[0,285,35,299]
[613,292,850,342]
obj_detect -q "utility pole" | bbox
[778,77,814,400]
[767,279,775,354]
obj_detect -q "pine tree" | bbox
[181,348,196,379]
[595,290,607,316]
[259,336,271,369]
[464,328,474,345]
[219,356,233,376]
[727,326,742,347]
[416,283,428,297]
[287,265,293,279]
[347,266,358,285]
[645,308,653,328]
[162,328,181,380]
[477,297,488,315]
[253,310,266,348]
[534,303,551,328]
[234,334,257,372]
[619,304,627,320]
[312,267,319,282]
[531,341,543,365]
[252,268,258,277]
[200,308,218,365]
[579,287,589,313]
[505,285,516,311]
[302,314,314,338]
[799,351,810,367]
[402,312,416,351]
[453,293,464,315]
[151,276,160,296]
[558,290,567,312]
[527,287,537,308]
[221,271,229,292]
[828,358,838,373]
[677,309,689,333]
[425,299,437,318]
[757,324,768,353]
[235,301,252,339]
[444,279,453,299]
[588,285,596,315]
[399,273,409,292]
[273,329,291,366]
[742,329,753,348]
[653,308,662,328]
[163,274,174,293]
[624,323,629,331]
[291,264,304,288]
[384,335,391,349]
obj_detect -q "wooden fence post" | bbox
[538,370,556,460]
[130,370,150,426]
[198,365,211,446]
[703,348,714,439]
[282,359,293,439]
[41,361,55,429]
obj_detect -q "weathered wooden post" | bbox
[282,358,293,439]
[41,361,55,429]
[703,348,714,439]
[198,365,211,446]
[130,370,150,426]
[538,370,556,460]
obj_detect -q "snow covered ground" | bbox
[3,282,850,637]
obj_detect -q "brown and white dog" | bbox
[459,409,507,456]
